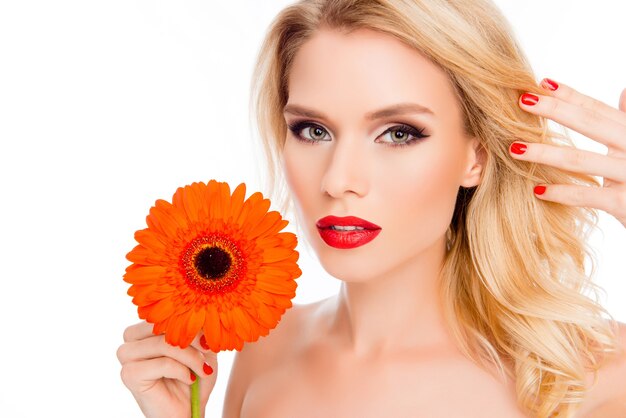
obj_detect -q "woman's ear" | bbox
[460,137,486,188]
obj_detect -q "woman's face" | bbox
[282,28,483,282]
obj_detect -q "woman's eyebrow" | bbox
[283,102,436,120]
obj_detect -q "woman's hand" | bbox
[117,321,218,418]
[509,78,626,228]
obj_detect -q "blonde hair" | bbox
[248,0,621,416]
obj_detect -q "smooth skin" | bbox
[117,27,626,418]
[117,321,218,418]
[281,27,484,361]
[278,27,626,417]
[512,81,626,228]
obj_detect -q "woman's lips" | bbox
[316,215,381,249]
[315,215,381,230]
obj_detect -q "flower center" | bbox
[194,247,232,279]
[180,233,247,295]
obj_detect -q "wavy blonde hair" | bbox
[248,0,621,416]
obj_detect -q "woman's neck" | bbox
[323,234,459,359]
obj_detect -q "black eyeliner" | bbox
[287,120,430,147]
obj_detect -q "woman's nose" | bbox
[319,137,368,199]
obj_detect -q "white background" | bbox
[0,1,624,417]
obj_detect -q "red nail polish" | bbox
[190,371,197,382]
[510,142,527,155]
[521,93,539,106]
[534,185,546,195]
[203,363,213,375]
[200,335,210,350]
[541,78,559,91]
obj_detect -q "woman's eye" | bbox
[287,122,331,143]
[377,124,429,147]
[287,121,429,147]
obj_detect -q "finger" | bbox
[620,88,626,113]
[123,320,156,343]
[509,142,626,182]
[124,321,211,351]
[188,332,218,405]
[189,332,210,353]
[197,351,218,401]
[519,93,626,150]
[117,334,207,376]
[184,332,219,364]
[539,78,626,128]
[534,184,626,217]
[191,333,218,378]
[120,357,196,392]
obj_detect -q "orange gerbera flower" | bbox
[123,180,301,351]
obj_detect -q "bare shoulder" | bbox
[579,321,626,417]
[222,298,326,418]
[242,297,327,362]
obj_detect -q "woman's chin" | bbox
[315,257,381,283]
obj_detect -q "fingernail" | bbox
[521,93,539,106]
[203,363,214,375]
[541,78,559,91]
[200,335,210,350]
[190,371,197,382]
[534,185,546,195]
[510,142,527,155]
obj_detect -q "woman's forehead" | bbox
[285,29,460,129]
[286,28,457,120]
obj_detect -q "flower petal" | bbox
[153,316,170,335]
[278,232,298,248]
[203,303,223,352]
[263,247,296,263]
[145,297,176,323]
[232,305,253,341]
[247,211,284,240]
[255,277,297,295]
[219,309,234,332]
[184,307,205,346]
[219,181,232,220]
[166,309,193,348]
[146,201,181,238]
[125,245,165,265]
[134,229,167,251]
[229,182,247,222]
[130,284,175,305]
[172,184,200,224]
[207,180,221,220]
[235,192,264,228]
[241,198,271,232]
[123,265,168,285]
[249,300,277,329]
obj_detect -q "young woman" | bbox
[117,0,626,416]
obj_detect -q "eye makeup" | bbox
[286,120,430,148]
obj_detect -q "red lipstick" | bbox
[316,215,382,249]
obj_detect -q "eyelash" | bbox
[286,120,430,148]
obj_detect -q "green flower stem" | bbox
[191,371,200,418]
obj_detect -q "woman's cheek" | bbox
[282,144,320,215]
[381,152,460,241]
[282,142,306,197]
